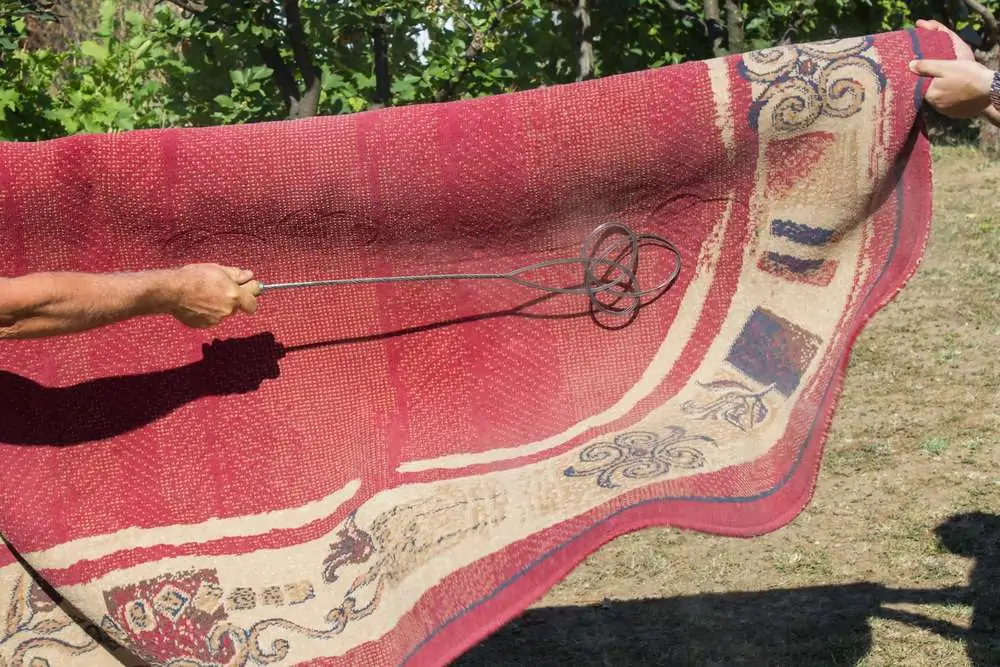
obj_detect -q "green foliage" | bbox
[0,1,191,139]
[1,0,998,142]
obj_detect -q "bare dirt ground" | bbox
[459,147,1000,666]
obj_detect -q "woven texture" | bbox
[0,29,952,666]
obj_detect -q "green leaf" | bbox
[100,96,129,117]
[250,66,273,82]
[214,94,235,108]
[97,0,116,38]
[43,108,80,134]
[391,78,415,99]
[352,72,376,89]
[133,39,153,60]
[321,67,346,89]
[0,88,19,119]
[136,81,162,97]
[124,10,144,27]
[80,41,109,63]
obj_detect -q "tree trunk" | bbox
[966,0,1000,46]
[433,29,485,102]
[294,77,322,120]
[779,0,814,45]
[703,0,725,58]
[258,44,303,116]
[724,0,745,54]
[372,13,391,108]
[282,0,319,119]
[574,0,593,81]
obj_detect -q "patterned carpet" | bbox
[0,28,953,666]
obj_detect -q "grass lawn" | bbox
[460,146,1000,666]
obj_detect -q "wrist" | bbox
[986,69,1000,109]
[135,269,181,316]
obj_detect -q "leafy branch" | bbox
[778,0,815,45]
[433,0,524,102]
[963,0,999,51]
[574,0,593,81]
[162,0,320,119]
[159,0,206,16]
[279,0,320,118]
[371,11,390,108]
[665,0,728,57]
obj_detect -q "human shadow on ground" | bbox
[1,536,147,665]
[0,297,580,447]
[459,512,1000,666]
[936,512,1000,666]
[0,333,283,446]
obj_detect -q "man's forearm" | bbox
[982,105,1000,128]
[0,270,175,339]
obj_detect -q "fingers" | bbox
[221,267,261,316]
[235,280,262,317]
[220,265,255,285]
[909,59,952,77]
[916,19,947,32]
[173,264,262,328]
[235,283,259,315]
[915,18,975,60]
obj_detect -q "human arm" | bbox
[910,19,996,119]
[981,104,1000,128]
[911,57,994,118]
[0,264,261,340]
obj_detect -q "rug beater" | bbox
[258,222,682,318]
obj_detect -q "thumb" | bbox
[235,284,259,315]
[909,59,953,77]
[915,19,946,33]
[222,266,255,284]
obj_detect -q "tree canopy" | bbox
[0,0,998,142]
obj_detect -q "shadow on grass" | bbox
[459,513,1000,666]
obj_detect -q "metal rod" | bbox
[261,273,504,291]
[257,221,682,318]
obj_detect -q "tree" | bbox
[574,0,592,81]
[2,0,1000,154]
[0,0,193,139]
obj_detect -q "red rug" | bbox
[0,28,954,666]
